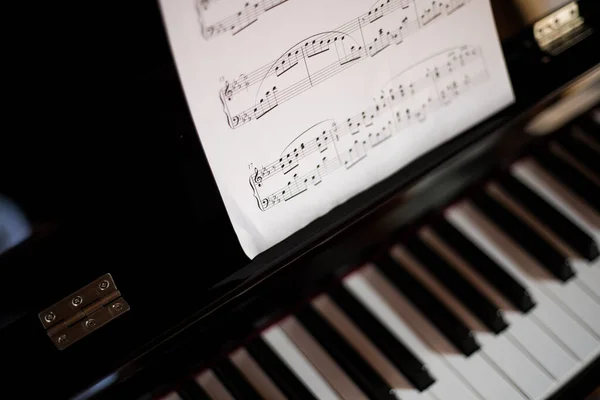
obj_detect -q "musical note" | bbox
[368,124,393,147]
[249,45,488,210]
[343,139,368,169]
[221,0,471,129]
[275,51,300,77]
[254,86,279,119]
[197,0,292,40]
[446,0,468,15]
[368,29,392,57]
[420,1,443,26]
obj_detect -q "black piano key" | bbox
[471,191,575,281]
[497,174,599,261]
[294,306,393,400]
[328,285,435,391]
[559,134,600,176]
[532,149,600,213]
[212,359,263,400]
[178,379,211,400]
[376,254,480,356]
[405,236,508,334]
[246,337,317,400]
[572,128,600,156]
[432,219,535,313]
[579,116,599,139]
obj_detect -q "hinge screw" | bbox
[44,312,56,323]
[58,335,69,345]
[99,280,110,290]
[112,303,124,312]
[85,319,97,329]
[72,296,83,307]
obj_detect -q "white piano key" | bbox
[478,332,556,398]
[280,316,367,400]
[230,348,286,400]
[572,259,600,299]
[484,181,600,334]
[532,290,599,362]
[313,295,436,400]
[547,280,600,336]
[422,227,578,381]
[344,268,479,400]
[506,313,578,380]
[196,370,235,400]
[516,202,600,301]
[512,160,600,238]
[448,203,600,361]
[262,326,341,400]
[512,161,600,297]
[392,245,553,400]
[371,264,525,400]
[348,266,523,400]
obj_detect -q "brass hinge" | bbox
[533,2,593,56]
[38,273,130,350]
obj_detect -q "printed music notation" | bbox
[220,0,470,130]
[249,45,488,211]
[196,0,293,39]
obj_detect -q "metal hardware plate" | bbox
[38,273,130,350]
[533,2,592,56]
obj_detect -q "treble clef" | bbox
[253,167,263,187]
[220,84,240,129]
[224,81,234,101]
[202,25,215,39]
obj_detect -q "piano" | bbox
[1,0,599,399]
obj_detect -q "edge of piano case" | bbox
[1,1,599,399]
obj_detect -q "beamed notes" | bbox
[249,46,487,210]
[196,0,293,39]
[159,0,514,258]
[219,0,470,129]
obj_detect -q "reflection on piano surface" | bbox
[168,109,600,400]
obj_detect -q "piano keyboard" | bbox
[166,116,599,400]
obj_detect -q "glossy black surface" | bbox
[496,172,599,261]
[212,359,262,400]
[532,147,600,212]
[557,133,600,176]
[1,0,599,398]
[376,254,480,356]
[404,236,508,333]
[246,337,317,400]
[328,285,435,391]
[295,305,393,400]
[471,191,575,281]
[178,379,211,400]
[431,219,536,312]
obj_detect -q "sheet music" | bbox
[159,0,514,258]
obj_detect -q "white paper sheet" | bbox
[159,0,514,258]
